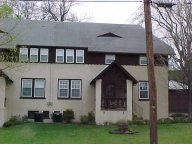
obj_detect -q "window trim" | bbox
[30,48,39,62]
[58,80,69,98]
[19,48,28,62]
[20,78,46,99]
[56,49,65,63]
[58,79,82,100]
[139,81,149,101]
[71,80,82,99]
[66,49,74,63]
[40,48,49,62]
[76,50,84,63]
[105,54,116,64]
[139,56,147,65]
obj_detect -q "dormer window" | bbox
[66,49,74,63]
[19,48,28,62]
[76,50,84,63]
[139,56,147,65]
[40,49,49,62]
[30,48,38,62]
[105,54,115,64]
[56,49,64,63]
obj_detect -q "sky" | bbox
[71,1,143,24]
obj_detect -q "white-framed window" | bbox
[105,54,116,64]
[40,49,49,62]
[58,79,81,99]
[34,79,45,97]
[71,80,81,98]
[21,79,32,97]
[56,49,64,63]
[139,56,147,65]
[58,80,69,98]
[76,50,84,63]
[66,49,74,63]
[19,48,28,62]
[139,81,149,100]
[30,48,38,62]
[21,78,45,98]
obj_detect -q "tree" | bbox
[134,0,192,117]
[5,0,87,22]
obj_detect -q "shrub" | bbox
[80,115,89,124]
[128,119,148,125]
[63,109,74,123]
[88,111,95,124]
[158,118,174,124]
[3,115,28,128]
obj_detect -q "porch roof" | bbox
[0,70,13,83]
[90,61,137,85]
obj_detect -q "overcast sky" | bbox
[71,1,143,24]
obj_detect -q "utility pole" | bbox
[143,0,157,144]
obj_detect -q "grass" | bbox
[0,123,192,144]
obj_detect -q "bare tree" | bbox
[134,0,192,117]
[5,0,88,22]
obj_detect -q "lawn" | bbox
[0,123,192,144]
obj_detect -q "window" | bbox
[21,78,45,98]
[66,49,74,63]
[76,50,84,63]
[30,48,38,62]
[105,54,115,64]
[58,79,81,99]
[140,56,147,65]
[71,80,81,98]
[139,81,149,100]
[56,49,64,63]
[40,49,49,62]
[58,80,69,98]
[28,111,39,119]
[19,48,28,62]
[21,79,32,97]
[34,79,45,97]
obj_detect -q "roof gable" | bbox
[90,61,137,85]
[0,70,13,83]
[97,32,122,38]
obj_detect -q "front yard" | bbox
[0,123,192,144]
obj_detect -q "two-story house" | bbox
[0,19,174,126]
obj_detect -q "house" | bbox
[169,80,189,114]
[0,19,174,126]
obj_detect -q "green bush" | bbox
[158,118,174,124]
[80,115,89,124]
[3,115,28,128]
[63,109,74,123]
[88,111,95,124]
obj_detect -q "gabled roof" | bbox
[90,61,137,85]
[0,19,175,55]
[0,70,13,83]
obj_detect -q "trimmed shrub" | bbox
[88,111,95,124]
[128,119,148,125]
[158,118,174,124]
[63,109,74,123]
[80,115,89,124]
[3,115,28,128]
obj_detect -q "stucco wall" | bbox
[4,63,168,122]
[95,80,133,124]
[0,77,6,127]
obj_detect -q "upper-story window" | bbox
[66,49,74,63]
[40,49,49,62]
[56,49,64,63]
[76,50,84,63]
[30,48,38,62]
[139,56,147,65]
[105,54,115,64]
[139,81,149,100]
[19,48,28,62]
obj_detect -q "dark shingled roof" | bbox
[0,19,174,55]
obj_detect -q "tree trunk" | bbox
[188,93,192,118]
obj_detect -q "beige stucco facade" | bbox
[0,63,169,125]
[0,77,7,127]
